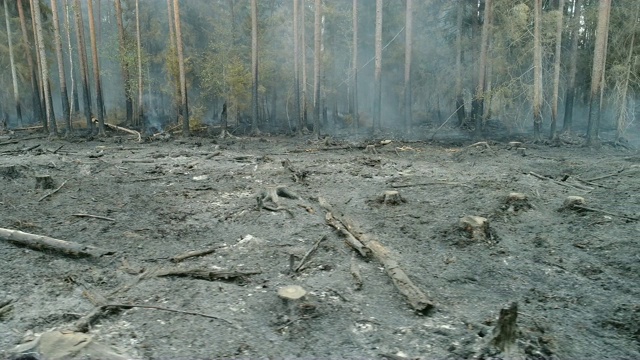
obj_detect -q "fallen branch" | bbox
[391,181,472,189]
[155,267,261,281]
[582,166,626,182]
[319,197,434,312]
[572,205,639,221]
[103,303,234,324]
[170,246,221,263]
[72,213,116,222]
[96,119,142,142]
[294,235,327,272]
[121,159,154,163]
[0,227,113,257]
[325,212,370,257]
[528,172,590,192]
[38,179,68,202]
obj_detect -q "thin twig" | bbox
[572,205,639,221]
[72,213,116,222]
[294,235,327,272]
[583,166,626,182]
[391,181,472,189]
[38,180,68,202]
[103,303,235,325]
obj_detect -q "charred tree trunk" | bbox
[17,0,42,127]
[251,0,259,135]
[562,0,581,134]
[32,0,56,134]
[403,0,413,133]
[293,0,301,134]
[63,0,79,114]
[615,3,638,142]
[301,0,308,130]
[472,0,491,138]
[455,0,465,127]
[4,0,22,127]
[313,0,321,137]
[135,0,144,131]
[74,0,93,132]
[51,0,71,134]
[173,0,188,136]
[114,0,133,125]
[352,0,358,133]
[87,0,105,135]
[166,0,180,124]
[550,0,565,140]
[373,0,382,134]
[533,0,543,141]
[586,0,611,145]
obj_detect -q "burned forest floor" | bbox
[0,128,639,359]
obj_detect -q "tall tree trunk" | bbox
[533,0,543,141]
[586,0,611,145]
[352,0,358,133]
[373,0,382,133]
[301,0,307,129]
[455,0,465,127]
[63,0,79,114]
[173,0,188,136]
[87,0,105,135]
[615,3,638,142]
[562,0,581,133]
[293,0,301,134]
[313,0,322,137]
[74,0,93,132]
[403,0,413,133]
[114,0,133,125]
[51,0,71,134]
[32,0,55,134]
[135,0,144,131]
[251,0,259,134]
[550,0,565,140]
[29,0,48,131]
[17,0,42,127]
[4,0,22,127]
[472,0,491,138]
[166,0,180,124]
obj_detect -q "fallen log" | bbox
[170,246,221,263]
[0,227,113,257]
[318,197,434,312]
[155,267,261,281]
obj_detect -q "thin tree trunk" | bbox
[87,0,105,135]
[586,0,611,145]
[352,0,358,133]
[167,0,180,124]
[32,0,55,134]
[51,0,71,134]
[63,0,79,114]
[301,0,307,129]
[251,0,259,134]
[173,0,188,136]
[114,0,132,125]
[373,0,382,134]
[74,0,93,132]
[135,0,144,130]
[293,0,301,134]
[550,0,565,140]
[533,0,543,141]
[29,0,47,131]
[472,0,491,138]
[4,0,22,127]
[562,0,581,133]
[455,0,465,127]
[17,0,42,127]
[403,0,413,133]
[313,0,322,137]
[615,3,638,142]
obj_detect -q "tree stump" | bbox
[490,302,519,354]
[0,165,20,179]
[377,190,405,205]
[504,192,531,213]
[459,215,490,241]
[563,195,585,209]
[35,175,55,190]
